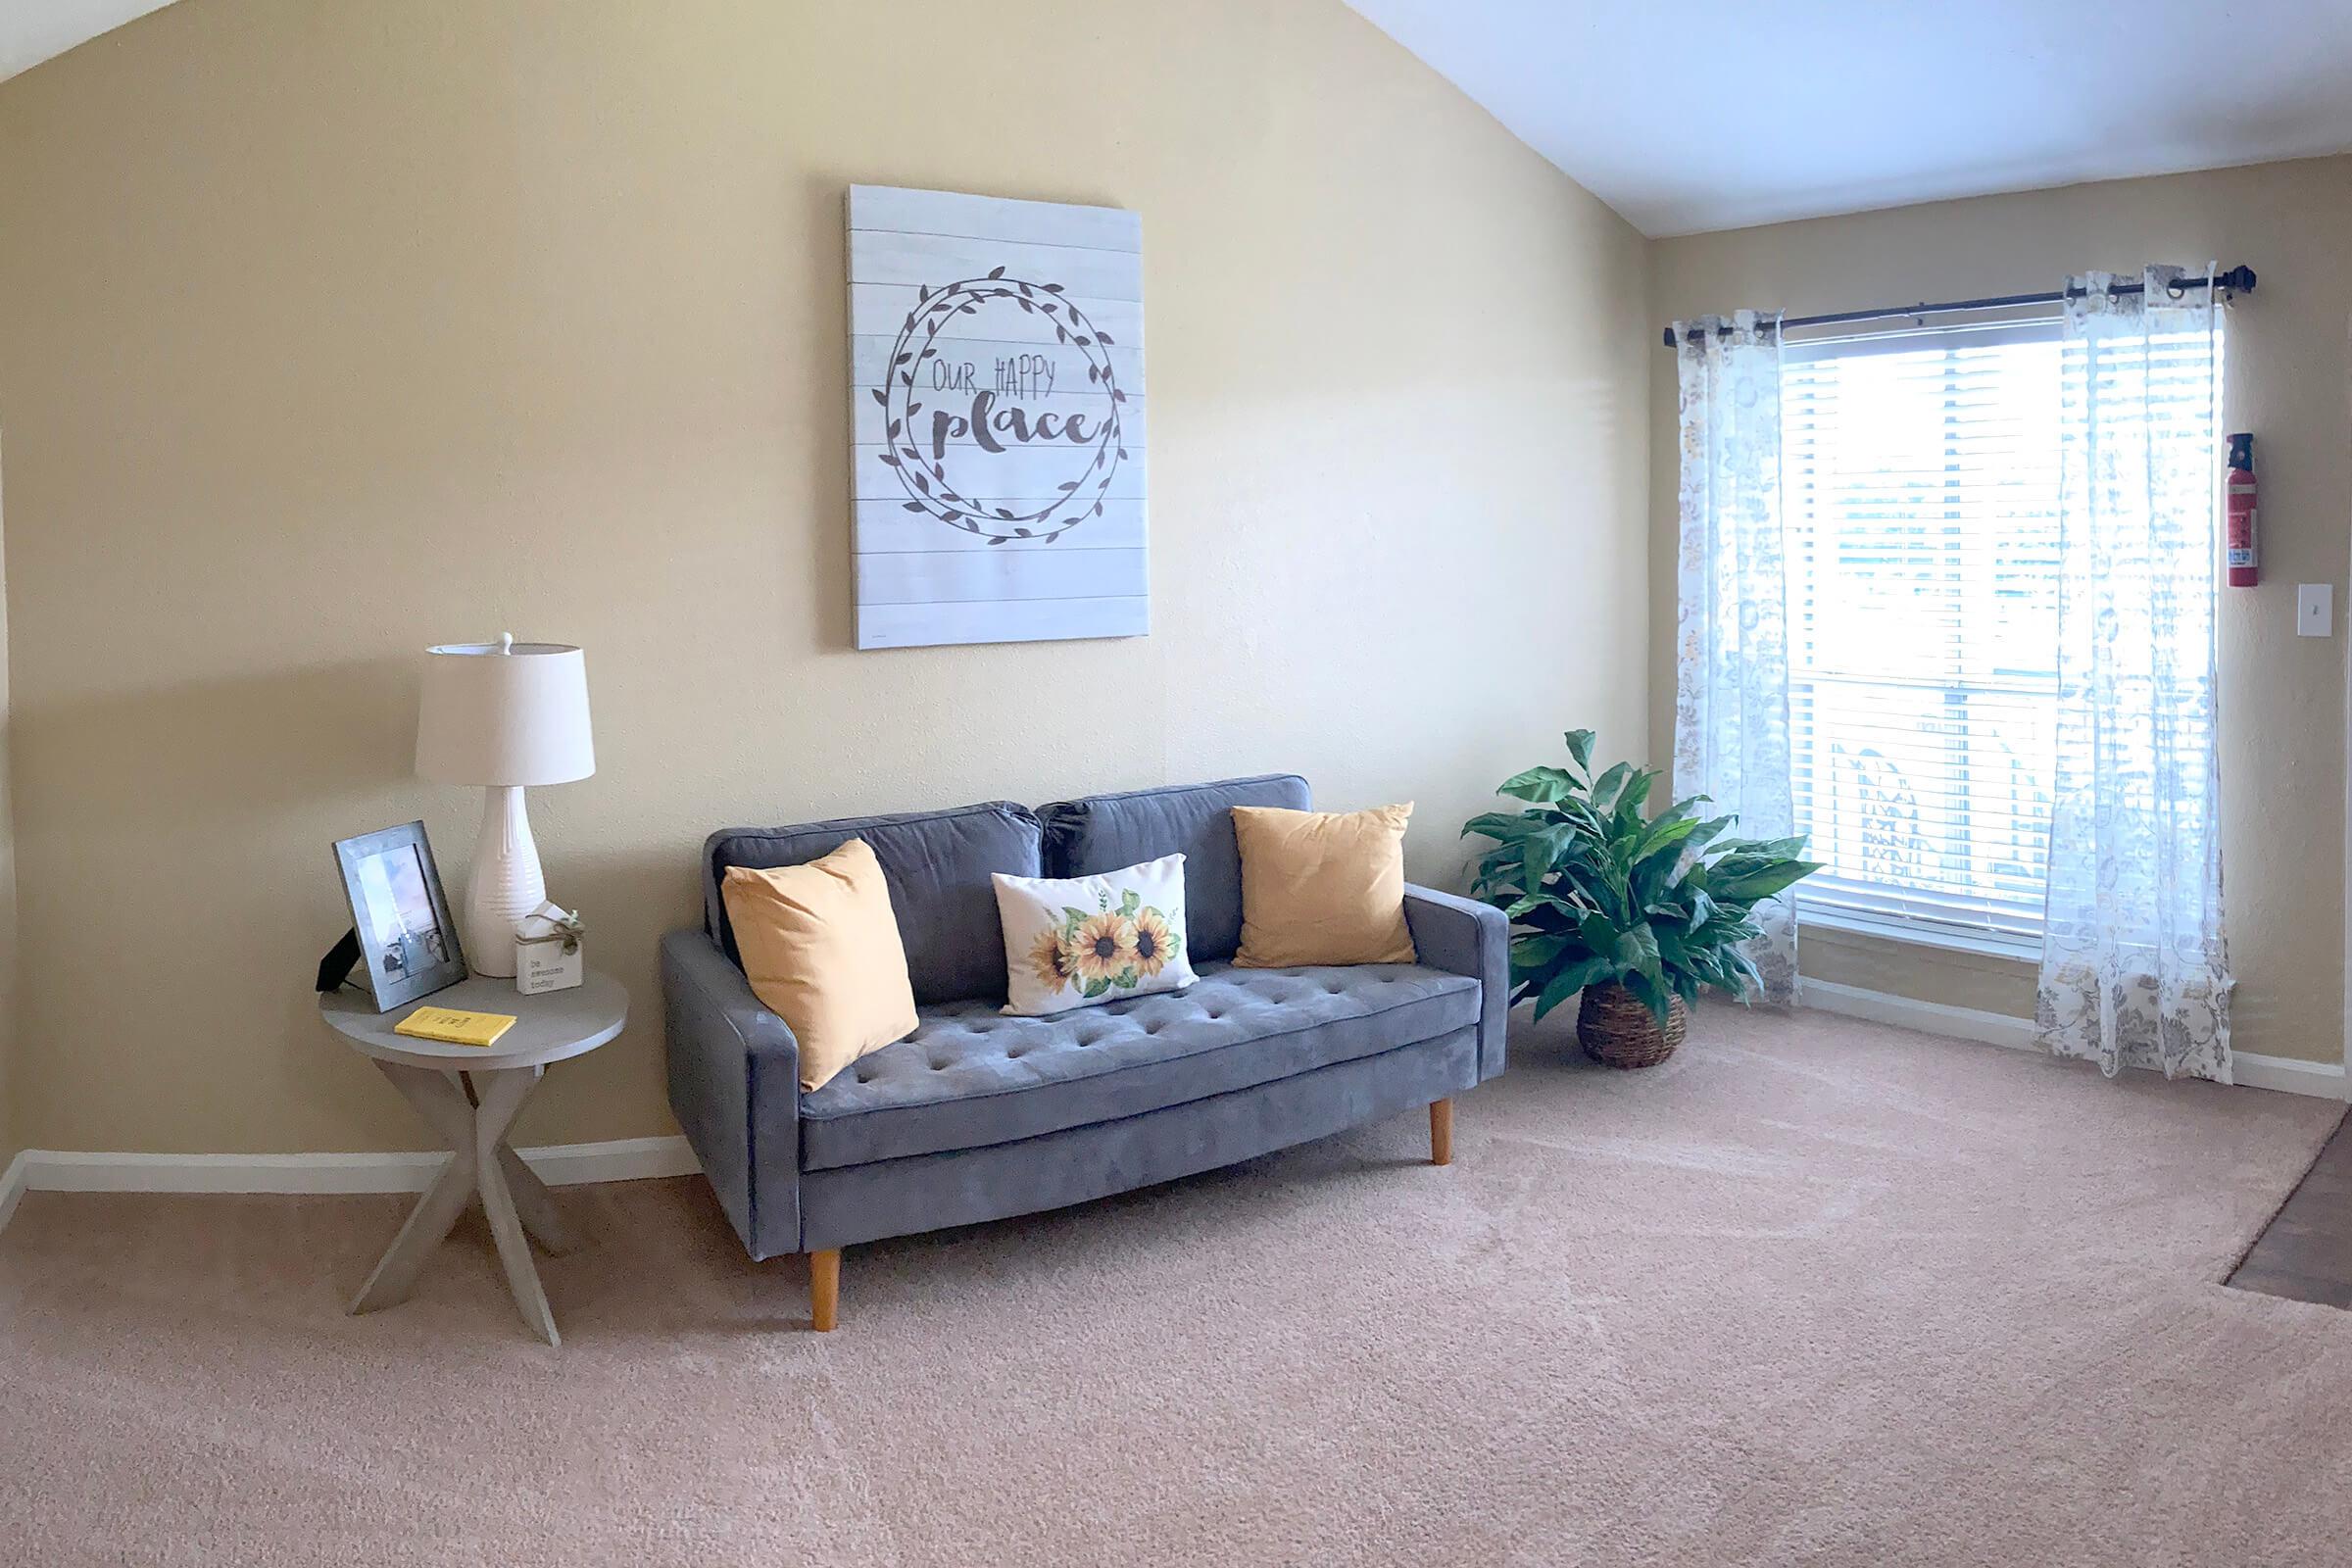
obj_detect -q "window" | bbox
[1781,320,2068,951]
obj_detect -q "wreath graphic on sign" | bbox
[869,269,1129,546]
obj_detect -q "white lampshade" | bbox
[415,636,596,787]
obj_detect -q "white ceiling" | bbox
[12,2,2352,236]
[1,0,177,83]
[1347,0,2352,236]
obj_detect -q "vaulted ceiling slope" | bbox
[2,0,179,81]
[14,2,2352,238]
[1347,0,2352,236]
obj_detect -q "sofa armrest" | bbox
[1403,885,1509,1080]
[661,928,803,1260]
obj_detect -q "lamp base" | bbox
[463,785,544,978]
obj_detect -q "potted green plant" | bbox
[1462,730,1822,1069]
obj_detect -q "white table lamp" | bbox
[416,634,595,977]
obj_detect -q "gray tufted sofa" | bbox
[662,774,1507,1329]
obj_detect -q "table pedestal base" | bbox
[350,1061,578,1346]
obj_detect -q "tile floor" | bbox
[2230,1107,2352,1307]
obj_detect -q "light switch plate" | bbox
[2298,583,2333,638]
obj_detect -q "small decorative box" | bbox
[514,902,585,995]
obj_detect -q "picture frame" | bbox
[848,184,1149,650]
[332,820,467,1011]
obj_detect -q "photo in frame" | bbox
[332,820,466,1010]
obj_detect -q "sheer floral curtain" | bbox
[2034,266,2232,1082]
[1671,311,1798,1004]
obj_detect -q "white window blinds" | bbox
[1780,321,2067,948]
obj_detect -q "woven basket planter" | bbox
[1577,981,1689,1069]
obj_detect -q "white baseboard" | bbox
[12,1134,700,1200]
[0,1151,26,1233]
[1803,979,2348,1101]
[2230,1052,2349,1099]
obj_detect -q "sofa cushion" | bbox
[994,854,1200,1015]
[1233,803,1418,968]
[704,802,1042,1004]
[1037,775,1309,963]
[720,841,919,1092]
[796,959,1478,1171]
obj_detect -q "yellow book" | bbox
[394,1005,517,1049]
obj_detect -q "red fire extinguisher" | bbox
[2227,432,2259,587]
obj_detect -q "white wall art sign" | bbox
[848,184,1147,650]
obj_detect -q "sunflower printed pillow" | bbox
[991,854,1199,1016]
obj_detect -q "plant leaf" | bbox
[1521,822,1582,888]
[1636,812,1704,858]
[1587,761,1633,815]
[1533,954,1617,1021]
[1612,766,1653,824]
[1506,890,1581,920]
[1461,811,1549,845]
[1711,860,1823,905]
[1615,920,1661,979]
[1497,765,1579,805]
[1510,931,1574,975]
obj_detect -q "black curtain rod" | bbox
[1659,265,2256,347]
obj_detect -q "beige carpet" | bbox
[5,1005,2349,1567]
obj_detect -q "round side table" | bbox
[319,971,628,1346]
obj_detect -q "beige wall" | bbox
[0,0,1653,1152]
[0,454,14,1172]
[1648,158,2352,1063]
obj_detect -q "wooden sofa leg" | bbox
[809,1249,841,1333]
[1430,1099,1454,1166]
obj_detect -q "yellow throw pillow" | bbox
[1231,803,1417,968]
[721,838,919,1092]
